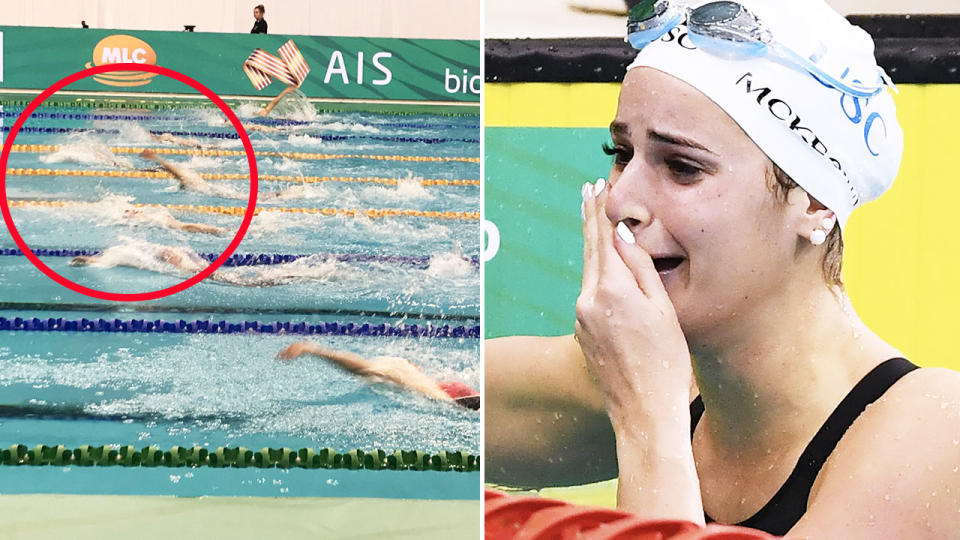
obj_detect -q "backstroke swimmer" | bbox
[277,342,480,410]
[486,0,960,537]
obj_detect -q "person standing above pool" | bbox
[251,4,267,34]
[278,342,480,410]
[486,0,960,537]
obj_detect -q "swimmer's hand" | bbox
[69,255,95,267]
[277,341,318,362]
[140,149,157,160]
[255,108,268,117]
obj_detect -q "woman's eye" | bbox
[665,158,703,182]
[602,142,632,166]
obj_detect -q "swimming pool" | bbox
[0,94,480,503]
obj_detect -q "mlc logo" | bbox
[84,35,157,87]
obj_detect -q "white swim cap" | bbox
[627,0,903,229]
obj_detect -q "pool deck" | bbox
[0,495,481,539]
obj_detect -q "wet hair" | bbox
[768,165,843,288]
[255,4,265,14]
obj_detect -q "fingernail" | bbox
[593,178,606,196]
[582,182,593,200]
[616,221,635,244]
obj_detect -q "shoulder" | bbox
[795,367,960,536]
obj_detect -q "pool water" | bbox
[0,95,480,500]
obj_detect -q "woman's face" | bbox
[254,8,263,20]
[605,68,804,342]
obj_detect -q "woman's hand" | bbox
[575,178,692,421]
[576,177,704,522]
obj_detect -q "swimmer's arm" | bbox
[140,150,198,189]
[277,342,374,376]
[174,222,227,235]
[790,368,960,538]
[485,334,619,488]
[256,85,297,117]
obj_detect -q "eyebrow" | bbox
[649,129,718,156]
[610,121,717,156]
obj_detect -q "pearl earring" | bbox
[810,229,827,246]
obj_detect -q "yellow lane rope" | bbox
[8,200,480,221]
[9,144,481,163]
[5,167,481,187]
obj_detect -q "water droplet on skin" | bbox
[598,359,605,366]
[554,412,563,420]
[604,309,613,317]
[662,360,670,368]
[884,494,891,501]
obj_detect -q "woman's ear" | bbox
[786,187,836,246]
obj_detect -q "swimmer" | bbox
[150,132,206,149]
[277,342,480,410]
[69,244,204,273]
[140,149,297,201]
[122,208,228,235]
[256,85,298,117]
[486,0,960,537]
[242,122,282,133]
[69,240,336,288]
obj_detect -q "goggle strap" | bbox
[782,47,883,98]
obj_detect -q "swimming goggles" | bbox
[627,0,888,98]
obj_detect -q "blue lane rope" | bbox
[0,248,481,268]
[0,317,481,338]
[0,125,479,145]
[0,110,479,131]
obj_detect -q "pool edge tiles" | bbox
[0,494,482,540]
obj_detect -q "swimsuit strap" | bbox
[691,357,918,535]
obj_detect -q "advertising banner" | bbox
[0,26,480,102]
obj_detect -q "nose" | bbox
[604,162,653,232]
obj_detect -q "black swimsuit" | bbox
[690,357,918,535]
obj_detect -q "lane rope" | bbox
[0,99,479,118]
[9,144,480,163]
[6,167,480,186]
[0,125,480,144]
[0,248,480,267]
[8,200,481,220]
[0,316,481,338]
[1,444,480,471]
[0,109,479,130]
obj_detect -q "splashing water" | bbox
[39,132,134,169]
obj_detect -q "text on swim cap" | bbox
[735,72,859,206]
